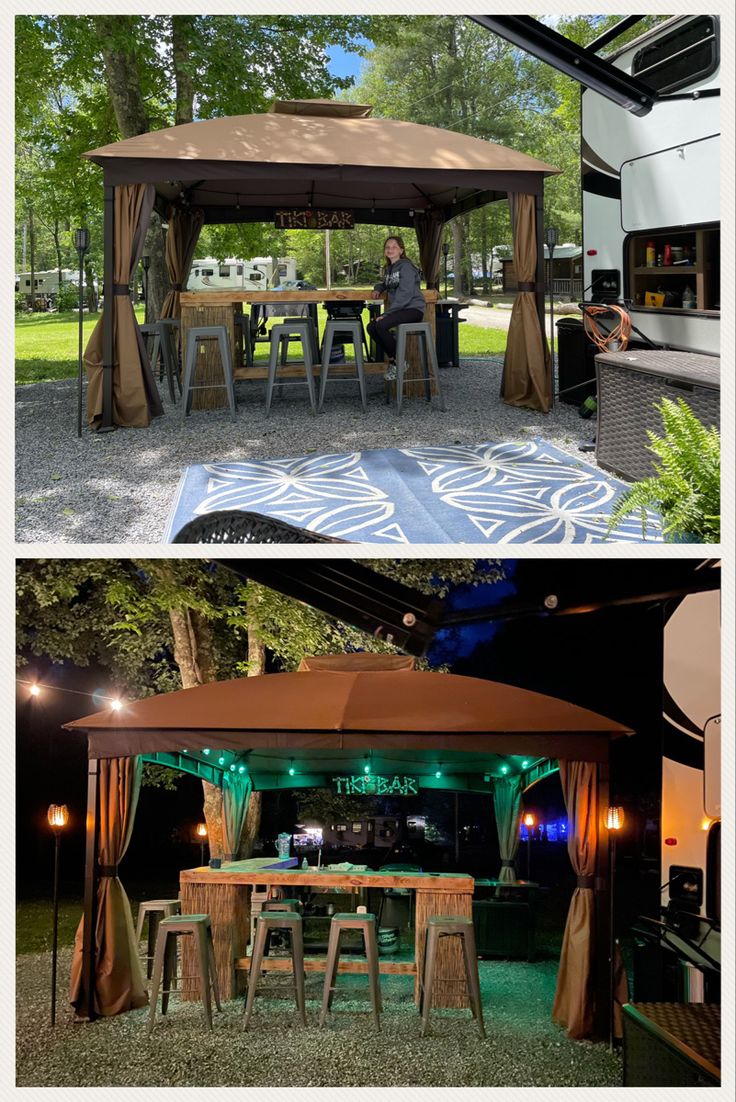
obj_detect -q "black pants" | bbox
[367,307,424,360]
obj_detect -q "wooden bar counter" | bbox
[179,289,439,409]
[179,856,473,1007]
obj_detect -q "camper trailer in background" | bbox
[16,268,80,306]
[581,15,720,354]
[249,257,298,285]
[187,258,268,293]
[187,256,298,292]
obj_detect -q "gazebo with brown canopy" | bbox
[65,655,630,1041]
[82,99,559,430]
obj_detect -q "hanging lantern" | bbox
[605,806,624,831]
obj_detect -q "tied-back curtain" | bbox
[84,184,163,428]
[502,193,551,412]
[493,775,523,883]
[222,771,253,860]
[552,760,597,1038]
[70,757,147,1017]
[414,211,445,290]
[160,206,205,320]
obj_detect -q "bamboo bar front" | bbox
[179,857,473,1008]
[179,289,439,408]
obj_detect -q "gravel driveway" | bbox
[17,946,622,1088]
[16,358,599,544]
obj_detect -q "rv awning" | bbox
[65,669,631,763]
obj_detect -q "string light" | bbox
[17,678,121,707]
[288,760,295,777]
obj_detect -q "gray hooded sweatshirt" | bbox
[373,257,425,316]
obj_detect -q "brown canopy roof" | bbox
[83,100,560,226]
[66,670,631,763]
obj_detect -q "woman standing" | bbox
[368,236,425,380]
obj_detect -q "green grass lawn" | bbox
[16,898,83,954]
[16,306,506,385]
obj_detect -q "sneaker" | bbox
[384,360,397,382]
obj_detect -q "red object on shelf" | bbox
[663,244,672,266]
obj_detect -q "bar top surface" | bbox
[181,857,473,891]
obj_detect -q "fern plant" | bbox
[607,397,720,543]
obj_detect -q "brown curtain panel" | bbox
[84,184,163,428]
[160,206,205,320]
[414,210,445,289]
[70,757,147,1017]
[493,775,523,883]
[552,760,597,1038]
[502,193,551,412]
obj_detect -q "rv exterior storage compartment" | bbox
[623,1003,720,1086]
[595,349,720,481]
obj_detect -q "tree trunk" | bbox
[28,205,36,311]
[84,258,98,312]
[94,16,150,139]
[237,601,266,859]
[144,214,167,325]
[54,217,63,299]
[172,16,196,126]
[169,607,225,856]
[480,210,489,294]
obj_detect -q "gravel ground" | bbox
[15,358,601,544]
[17,947,622,1087]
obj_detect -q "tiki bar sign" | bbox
[333,774,419,796]
[275,208,354,230]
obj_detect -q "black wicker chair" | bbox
[171,509,349,544]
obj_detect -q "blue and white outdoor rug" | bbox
[165,441,662,544]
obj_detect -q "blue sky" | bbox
[327,41,367,82]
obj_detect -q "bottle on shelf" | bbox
[646,240,656,267]
[682,286,696,309]
[663,244,672,266]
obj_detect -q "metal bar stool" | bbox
[392,321,446,415]
[419,915,485,1038]
[182,325,236,420]
[140,323,178,402]
[319,912,382,1031]
[266,320,317,414]
[157,317,182,390]
[135,898,181,979]
[147,914,221,1034]
[234,312,254,367]
[243,912,306,1029]
[319,318,367,412]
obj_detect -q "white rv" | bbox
[187,258,268,293]
[16,268,80,301]
[660,575,720,923]
[249,256,298,285]
[581,15,720,354]
[187,256,298,292]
